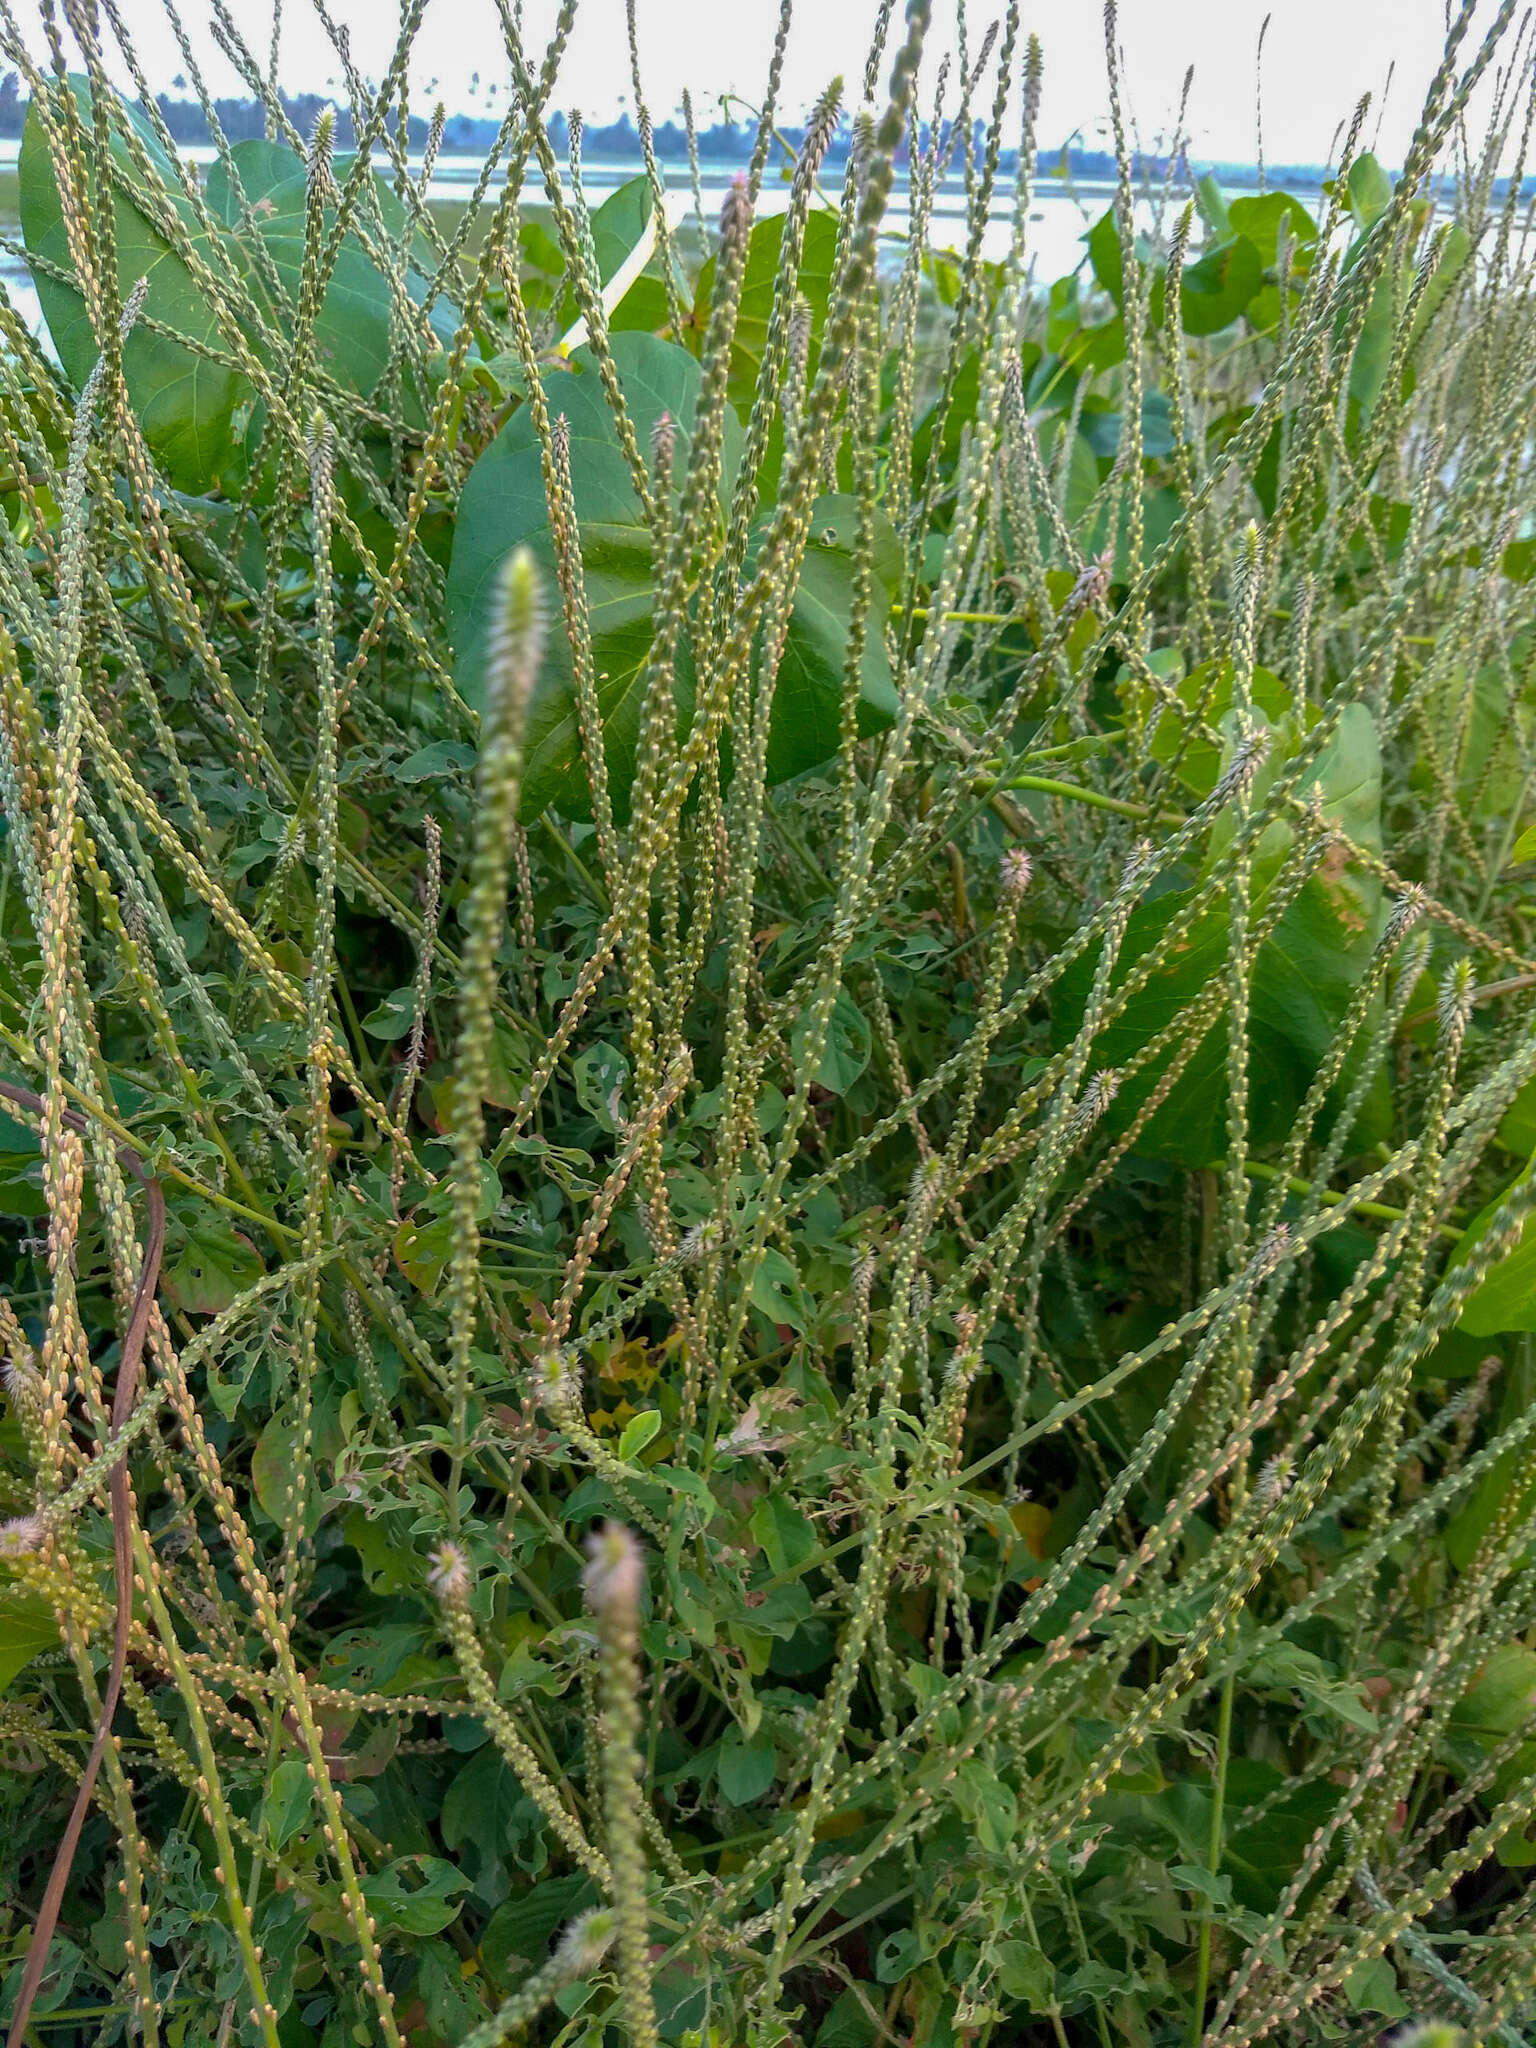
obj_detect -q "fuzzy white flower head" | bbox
[1000,846,1033,898]
[719,174,753,255]
[1254,1456,1292,1507]
[1121,840,1155,893]
[2,1357,40,1409]
[1068,1071,1118,1138]
[553,1907,617,1978]
[426,1541,471,1605]
[1437,959,1475,1038]
[0,1513,45,1559]
[1214,726,1270,807]
[1382,886,1425,949]
[1069,546,1113,616]
[533,1342,579,1413]
[1249,1222,1292,1284]
[583,1522,644,1620]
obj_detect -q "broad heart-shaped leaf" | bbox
[557,174,655,336]
[691,208,841,420]
[206,142,461,411]
[1052,705,1385,1167]
[1225,191,1318,268]
[0,1583,60,1696]
[1082,208,1160,309]
[445,331,897,822]
[1449,1152,1536,1335]
[1173,234,1263,336]
[749,498,901,784]
[1348,152,1394,232]
[21,84,246,490]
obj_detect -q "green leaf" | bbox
[557,175,654,334]
[1195,174,1231,238]
[207,140,460,399]
[394,740,477,782]
[21,83,246,490]
[617,1408,661,1461]
[1449,1645,1536,1740]
[790,984,871,1097]
[750,1491,817,1576]
[951,1759,1017,1854]
[746,497,903,785]
[572,1040,629,1132]
[1446,1356,1536,1570]
[441,1744,525,1864]
[1450,1155,1536,1335]
[1404,222,1472,364]
[0,1584,59,1695]
[718,1727,777,1804]
[1177,234,1263,335]
[1171,1862,1234,1907]
[1053,704,1384,1166]
[816,1988,878,2047]
[261,1759,312,1850]
[482,1874,597,1980]
[1134,660,1292,798]
[446,332,896,822]
[358,1857,470,1938]
[360,987,421,1041]
[1342,1957,1407,2018]
[1347,153,1394,231]
[874,1928,923,1984]
[164,1222,264,1316]
[1084,208,1124,303]
[1247,1644,1378,1731]
[995,1940,1055,2006]
[691,208,840,419]
[1225,192,1318,267]
[445,333,734,823]
[251,1414,322,1535]
[751,1247,808,1333]
[1348,262,1399,422]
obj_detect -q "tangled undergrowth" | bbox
[1,0,1536,2041]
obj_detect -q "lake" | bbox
[0,134,1271,350]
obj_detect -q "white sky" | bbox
[86,0,1516,167]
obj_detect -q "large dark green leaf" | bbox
[1450,1154,1536,1335]
[750,496,900,784]
[0,1584,59,1696]
[1083,207,1159,309]
[23,91,460,492]
[1176,234,1263,336]
[445,332,896,822]
[445,334,722,822]
[21,82,246,490]
[690,208,840,417]
[1052,705,1384,1166]
[1226,192,1318,268]
[1347,152,1394,232]
[207,142,460,403]
[555,174,658,337]
[588,176,654,283]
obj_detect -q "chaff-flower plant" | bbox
[0,0,1534,2042]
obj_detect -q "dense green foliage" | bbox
[2,1,1536,2044]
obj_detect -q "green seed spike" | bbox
[584,1525,660,2048]
[444,548,545,1522]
